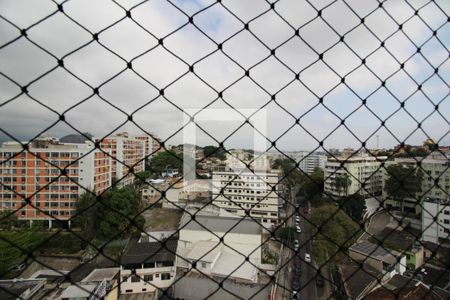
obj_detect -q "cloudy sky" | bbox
[0,0,449,152]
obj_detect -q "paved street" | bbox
[276,190,333,300]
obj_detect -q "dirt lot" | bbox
[142,208,182,231]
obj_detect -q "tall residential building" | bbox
[422,198,450,243]
[211,167,280,227]
[135,135,154,160]
[99,132,145,187]
[288,151,327,174]
[324,153,386,198]
[383,151,450,215]
[0,136,111,226]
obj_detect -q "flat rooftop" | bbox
[122,238,177,265]
[179,213,261,235]
[350,241,400,265]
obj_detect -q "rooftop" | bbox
[179,213,261,235]
[60,284,97,298]
[0,279,46,300]
[350,241,401,265]
[341,259,381,299]
[122,237,177,265]
[81,267,120,283]
[365,275,449,300]
[186,241,221,263]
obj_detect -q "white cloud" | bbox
[0,0,448,150]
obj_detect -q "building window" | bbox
[144,274,153,282]
[131,275,140,283]
[444,219,450,225]
[161,273,171,280]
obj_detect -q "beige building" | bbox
[324,153,386,198]
[99,132,145,187]
[212,168,280,227]
[383,151,450,215]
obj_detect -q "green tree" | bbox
[384,164,424,212]
[98,187,145,238]
[310,205,362,264]
[148,151,183,175]
[203,145,226,160]
[302,168,325,199]
[338,193,365,222]
[333,173,352,196]
[74,191,101,240]
[0,210,19,230]
[75,187,145,240]
[135,171,151,188]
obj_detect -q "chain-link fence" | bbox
[0,0,449,299]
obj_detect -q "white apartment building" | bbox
[288,151,327,174]
[212,168,280,227]
[422,199,450,243]
[0,137,112,226]
[324,154,386,198]
[383,151,450,214]
[120,232,177,294]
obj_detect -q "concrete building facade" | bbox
[211,168,280,227]
[99,132,145,187]
[383,152,450,214]
[324,154,386,198]
[422,199,450,243]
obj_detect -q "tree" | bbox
[333,173,352,196]
[74,191,101,240]
[310,205,362,264]
[203,146,226,160]
[302,168,325,199]
[338,193,365,222]
[135,171,151,188]
[384,164,424,213]
[98,187,145,238]
[0,211,20,230]
[75,187,145,240]
[148,151,183,176]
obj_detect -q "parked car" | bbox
[292,278,300,292]
[296,225,302,233]
[305,253,311,263]
[293,239,299,251]
[295,215,300,222]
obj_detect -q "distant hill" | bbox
[60,133,93,144]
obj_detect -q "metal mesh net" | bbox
[0,0,449,299]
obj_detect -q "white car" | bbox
[305,253,311,263]
[295,215,300,222]
[293,239,299,251]
[296,225,301,233]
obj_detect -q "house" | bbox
[365,274,450,300]
[349,241,407,276]
[173,210,271,299]
[120,233,177,295]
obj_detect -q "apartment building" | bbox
[99,132,145,187]
[289,151,327,174]
[422,199,450,243]
[135,135,154,160]
[212,168,280,227]
[324,153,386,198]
[0,136,111,226]
[383,151,450,214]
